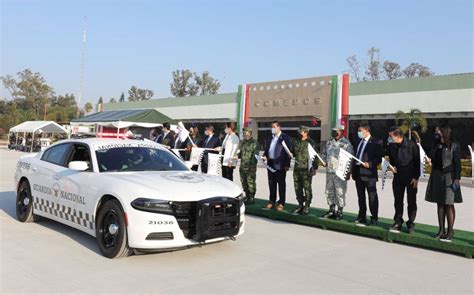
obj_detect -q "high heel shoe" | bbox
[440,231,454,242]
[435,230,445,239]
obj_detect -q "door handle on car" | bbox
[53,175,61,180]
[32,167,37,172]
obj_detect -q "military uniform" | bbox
[321,124,354,219]
[292,127,319,214]
[238,129,259,204]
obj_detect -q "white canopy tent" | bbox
[9,121,68,152]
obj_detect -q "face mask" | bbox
[224,128,229,134]
[271,128,277,135]
[357,131,364,139]
[205,130,209,136]
[434,133,441,143]
[387,137,394,144]
[331,131,338,139]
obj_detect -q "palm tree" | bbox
[395,108,428,141]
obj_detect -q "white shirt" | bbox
[268,132,281,159]
[355,134,371,165]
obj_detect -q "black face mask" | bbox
[434,133,441,143]
[331,131,338,139]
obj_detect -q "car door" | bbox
[59,143,96,234]
[33,142,71,220]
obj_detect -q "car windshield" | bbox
[95,147,188,172]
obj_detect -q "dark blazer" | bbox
[352,136,383,181]
[388,138,420,182]
[200,135,221,163]
[156,132,175,148]
[264,132,293,171]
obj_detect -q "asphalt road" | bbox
[1,149,473,294]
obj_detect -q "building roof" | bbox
[103,93,237,111]
[350,72,474,96]
[72,109,175,124]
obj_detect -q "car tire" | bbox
[16,180,37,222]
[96,199,132,258]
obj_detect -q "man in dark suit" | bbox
[156,122,175,148]
[387,126,420,233]
[200,125,221,173]
[262,121,293,211]
[352,123,383,226]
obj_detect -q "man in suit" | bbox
[387,126,420,233]
[352,123,383,226]
[262,121,293,211]
[156,122,175,148]
[200,125,221,173]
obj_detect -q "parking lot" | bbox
[1,149,473,294]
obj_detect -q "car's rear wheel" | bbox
[96,199,132,258]
[16,180,36,222]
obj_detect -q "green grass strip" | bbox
[245,198,474,258]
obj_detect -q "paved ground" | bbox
[1,149,473,294]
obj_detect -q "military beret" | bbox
[299,126,310,133]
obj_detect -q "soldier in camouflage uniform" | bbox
[321,124,354,220]
[238,128,259,205]
[292,126,319,215]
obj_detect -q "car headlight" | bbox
[131,198,174,214]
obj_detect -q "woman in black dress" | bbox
[425,124,463,242]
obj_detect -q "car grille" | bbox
[171,201,197,239]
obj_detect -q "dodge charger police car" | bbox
[14,138,245,258]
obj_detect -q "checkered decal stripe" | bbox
[33,197,94,229]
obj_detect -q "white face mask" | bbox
[224,128,229,134]
[271,128,277,135]
[204,130,209,136]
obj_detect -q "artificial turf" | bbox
[245,198,474,258]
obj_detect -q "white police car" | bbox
[14,138,245,258]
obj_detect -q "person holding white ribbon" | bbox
[220,122,240,181]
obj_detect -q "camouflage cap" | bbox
[332,123,345,131]
[243,127,252,133]
[299,126,310,133]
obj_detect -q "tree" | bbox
[395,108,428,141]
[84,102,93,113]
[170,69,199,97]
[364,47,381,81]
[346,55,361,82]
[383,61,402,80]
[1,69,55,118]
[194,71,221,95]
[119,92,125,102]
[128,86,154,101]
[109,98,117,103]
[403,63,434,78]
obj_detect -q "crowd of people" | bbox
[152,121,464,242]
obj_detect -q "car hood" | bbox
[101,170,242,201]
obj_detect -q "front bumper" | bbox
[127,197,245,249]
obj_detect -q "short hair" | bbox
[226,122,236,132]
[163,122,170,129]
[272,121,280,127]
[358,123,371,132]
[206,125,214,132]
[389,126,403,137]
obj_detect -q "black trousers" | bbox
[267,169,287,205]
[392,178,417,225]
[355,178,379,220]
[222,166,235,181]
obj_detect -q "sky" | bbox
[1,0,473,106]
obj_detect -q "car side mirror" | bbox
[68,161,89,171]
[184,161,194,169]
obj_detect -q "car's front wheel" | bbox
[16,180,37,222]
[96,199,132,258]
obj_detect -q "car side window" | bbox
[66,144,92,171]
[41,143,70,166]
